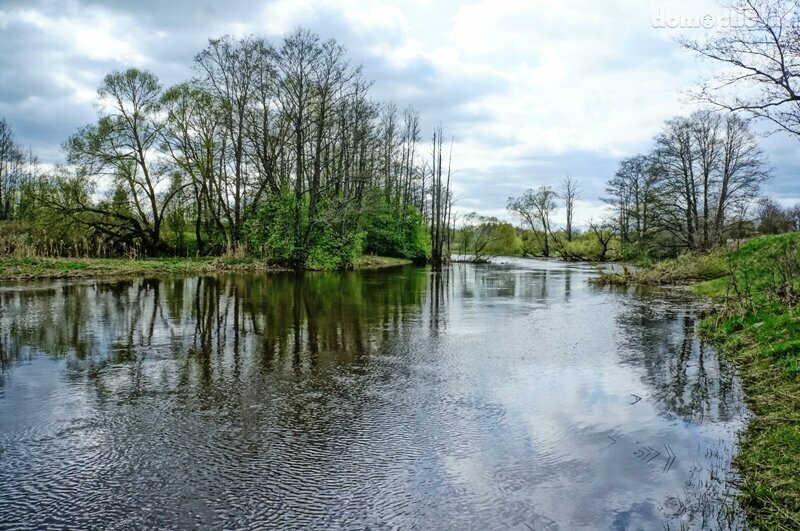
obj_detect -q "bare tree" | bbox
[588,219,616,261]
[651,110,769,250]
[194,35,262,245]
[0,118,25,220]
[788,203,800,230]
[560,175,580,241]
[757,197,794,234]
[682,0,800,138]
[604,154,661,244]
[429,125,454,267]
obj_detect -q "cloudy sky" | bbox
[1,0,798,226]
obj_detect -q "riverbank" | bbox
[594,234,800,529]
[0,255,414,281]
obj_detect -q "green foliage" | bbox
[561,231,620,261]
[306,225,365,270]
[246,190,366,270]
[246,189,307,266]
[484,222,521,256]
[455,213,522,259]
[359,192,429,262]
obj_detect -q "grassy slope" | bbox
[600,234,800,529]
[0,255,413,281]
[696,235,800,529]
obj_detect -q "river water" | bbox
[0,259,747,529]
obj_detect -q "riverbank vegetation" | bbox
[595,233,800,528]
[0,254,413,281]
[0,29,454,270]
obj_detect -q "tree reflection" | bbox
[0,269,428,402]
[615,298,745,423]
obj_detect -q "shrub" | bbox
[360,192,429,262]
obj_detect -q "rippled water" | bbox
[0,260,747,529]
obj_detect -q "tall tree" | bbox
[560,175,579,241]
[65,69,185,254]
[194,35,262,245]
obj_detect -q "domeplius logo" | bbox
[651,8,756,29]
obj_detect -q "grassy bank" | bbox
[0,255,413,281]
[596,234,800,529]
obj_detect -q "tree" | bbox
[683,0,800,138]
[788,203,800,230]
[605,154,660,245]
[0,118,26,220]
[429,125,454,267]
[507,186,557,257]
[459,213,503,262]
[194,36,263,246]
[161,83,224,254]
[757,197,793,234]
[588,219,616,261]
[560,175,579,242]
[64,69,187,254]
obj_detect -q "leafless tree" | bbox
[588,219,616,261]
[560,175,580,241]
[682,0,800,138]
[429,125,454,267]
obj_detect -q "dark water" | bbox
[0,260,747,530]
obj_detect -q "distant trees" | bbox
[757,197,795,234]
[605,110,770,253]
[507,185,558,257]
[457,213,519,262]
[0,118,37,221]
[17,29,453,267]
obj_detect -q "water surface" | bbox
[0,260,747,529]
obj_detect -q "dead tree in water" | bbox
[429,125,453,268]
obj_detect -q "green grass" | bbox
[0,255,413,281]
[703,305,800,529]
[593,247,728,286]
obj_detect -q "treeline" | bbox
[455,176,617,262]
[0,29,453,269]
[0,118,38,222]
[604,109,771,258]
[461,107,788,263]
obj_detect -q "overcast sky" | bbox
[1,0,798,226]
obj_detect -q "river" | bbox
[0,259,747,529]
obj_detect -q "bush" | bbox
[246,190,366,270]
[246,189,307,266]
[360,192,429,262]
